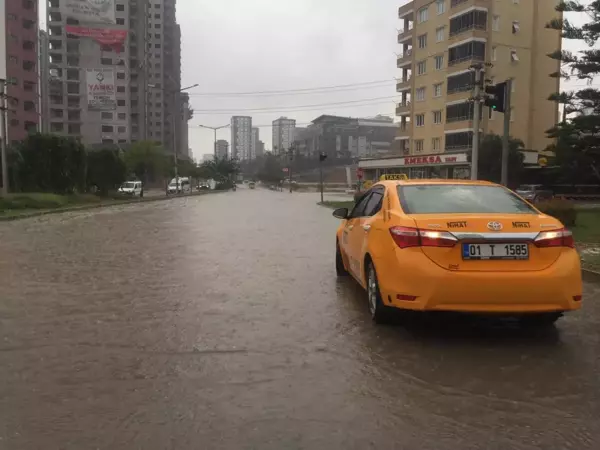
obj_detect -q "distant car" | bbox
[118,181,143,197]
[515,184,553,203]
[249,181,256,189]
[333,179,582,325]
[197,181,210,190]
[167,177,190,194]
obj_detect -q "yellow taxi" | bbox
[333,179,582,324]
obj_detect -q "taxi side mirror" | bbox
[332,208,349,220]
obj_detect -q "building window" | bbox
[7,14,17,21]
[434,83,443,97]
[492,15,500,31]
[416,87,426,101]
[118,126,127,133]
[433,110,442,124]
[155,24,161,28]
[449,10,487,36]
[417,7,428,23]
[414,140,424,152]
[102,125,114,132]
[448,41,485,66]
[512,20,520,33]
[432,137,441,151]
[116,18,125,25]
[492,46,497,61]
[101,57,112,65]
[446,102,481,123]
[447,71,475,94]
[436,27,445,42]
[117,72,126,80]
[417,60,427,75]
[435,55,444,70]
[10,119,19,127]
[117,86,125,93]
[418,34,427,49]
[118,113,127,120]
[116,4,125,11]
[51,123,64,132]
[9,55,18,64]
[436,0,446,15]
[511,49,519,62]
[415,114,425,127]
[155,13,161,18]
[102,112,113,120]
[117,99,126,106]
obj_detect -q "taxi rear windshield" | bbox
[398,184,537,214]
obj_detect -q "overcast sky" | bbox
[179,0,403,160]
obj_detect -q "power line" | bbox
[191,95,400,113]
[186,83,394,98]
[185,79,395,96]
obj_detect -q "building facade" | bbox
[215,139,228,159]
[272,117,295,154]
[250,127,259,160]
[231,116,251,160]
[44,0,182,149]
[5,0,39,144]
[376,0,562,180]
[293,115,399,160]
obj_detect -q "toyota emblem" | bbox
[487,221,503,231]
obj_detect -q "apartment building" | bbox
[361,0,562,180]
[250,127,259,160]
[272,117,295,154]
[4,0,39,144]
[215,139,228,159]
[231,116,252,160]
[44,0,182,150]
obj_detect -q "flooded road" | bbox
[1,188,599,449]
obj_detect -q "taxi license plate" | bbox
[462,243,529,260]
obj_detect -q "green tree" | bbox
[124,141,168,185]
[476,134,525,186]
[545,1,600,183]
[87,148,127,195]
[11,133,86,194]
[257,152,284,184]
[198,157,239,185]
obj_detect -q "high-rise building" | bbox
[272,117,295,154]
[4,0,39,144]
[382,0,562,179]
[250,127,259,160]
[230,116,252,160]
[38,29,49,133]
[256,140,264,158]
[44,0,182,149]
[215,139,228,159]
[179,92,191,158]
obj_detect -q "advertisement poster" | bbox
[65,26,127,48]
[86,68,116,111]
[60,0,116,25]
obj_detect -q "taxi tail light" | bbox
[389,226,457,249]
[533,228,575,248]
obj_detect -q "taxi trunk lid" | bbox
[409,214,563,272]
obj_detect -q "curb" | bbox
[0,191,222,222]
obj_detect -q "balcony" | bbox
[449,10,487,38]
[451,0,469,7]
[396,101,411,115]
[448,41,485,67]
[396,77,412,91]
[397,49,413,67]
[397,26,414,43]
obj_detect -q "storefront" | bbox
[358,152,471,181]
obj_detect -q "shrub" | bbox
[0,193,70,211]
[536,198,577,227]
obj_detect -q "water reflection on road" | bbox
[0,188,599,449]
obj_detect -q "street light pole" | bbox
[198,124,231,159]
[0,79,8,197]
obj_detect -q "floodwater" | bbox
[1,187,599,449]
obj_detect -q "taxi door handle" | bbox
[362,225,371,232]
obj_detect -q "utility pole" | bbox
[0,79,8,197]
[501,79,513,186]
[172,89,179,192]
[470,64,484,181]
[288,147,293,193]
[319,151,327,203]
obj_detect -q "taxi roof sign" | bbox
[380,174,409,181]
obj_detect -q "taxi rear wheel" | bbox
[519,312,563,328]
[366,262,391,324]
[336,241,349,277]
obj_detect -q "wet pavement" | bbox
[1,187,599,450]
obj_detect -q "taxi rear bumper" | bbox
[375,248,582,313]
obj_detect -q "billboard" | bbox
[60,0,116,24]
[86,68,116,111]
[65,26,127,49]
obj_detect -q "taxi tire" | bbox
[366,262,392,324]
[336,241,349,277]
[519,312,563,328]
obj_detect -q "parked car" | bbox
[515,184,553,203]
[167,177,190,194]
[118,181,143,197]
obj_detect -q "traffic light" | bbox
[319,152,327,162]
[484,81,507,113]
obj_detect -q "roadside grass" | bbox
[0,192,120,213]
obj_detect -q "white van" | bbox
[167,177,191,194]
[119,181,143,197]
